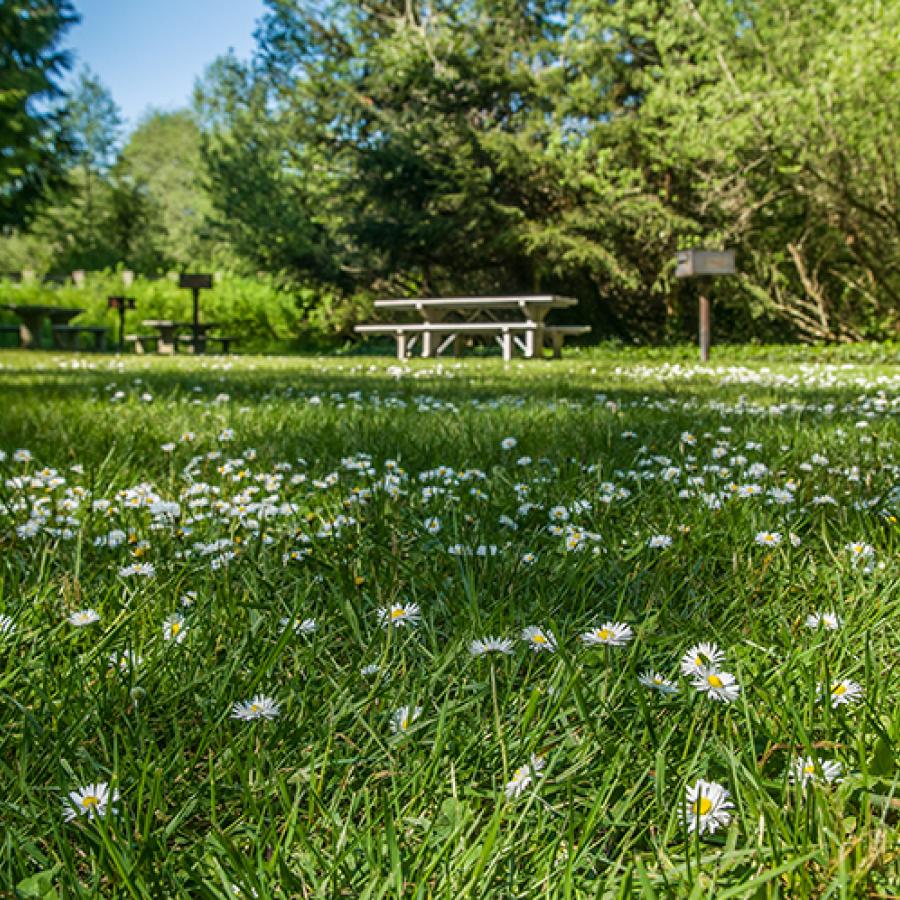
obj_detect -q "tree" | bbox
[120,110,211,264]
[0,0,78,227]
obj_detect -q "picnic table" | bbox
[140,320,231,355]
[355,295,590,361]
[2,304,85,349]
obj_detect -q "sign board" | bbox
[675,249,735,278]
[179,273,213,290]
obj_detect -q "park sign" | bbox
[675,249,735,278]
[179,273,213,290]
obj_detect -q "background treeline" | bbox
[2,0,898,345]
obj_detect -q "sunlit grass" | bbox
[0,347,897,897]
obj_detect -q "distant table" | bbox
[2,305,85,349]
[141,320,221,354]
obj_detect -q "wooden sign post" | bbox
[674,249,735,362]
[178,273,213,352]
[107,295,136,352]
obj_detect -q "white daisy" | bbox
[280,616,316,635]
[63,782,119,822]
[231,695,281,721]
[163,613,187,644]
[390,705,422,734]
[680,779,733,835]
[500,437,517,450]
[68,609,101,627]
[580,621,633,648]
[521,626,556,652]
[805,611,841,631]
[505,754,545,799]
[108,649,141,671]
[755,531,782,547]
[423,517,441,535]
[638,670,679,695]
[378,603,420,628]
[647,534,672,549]
[469,636,515,657]
[691,669,740,703]
[680,642,725,677]
[820,679,863,708]
[789,756,843,789]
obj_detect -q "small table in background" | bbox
[2,305,85,349]
[141,320,179,355]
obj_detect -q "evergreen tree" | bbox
[0,0,77,227]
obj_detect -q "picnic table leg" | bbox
[453,335,464,357]
[397,331,408,360]
[551,331,564,359]
[501,329,513,363]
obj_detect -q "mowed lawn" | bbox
[0,347,898,898]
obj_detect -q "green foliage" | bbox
[0,272,347,348]
[0,0,78,227]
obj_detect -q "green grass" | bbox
[0,347,898,898]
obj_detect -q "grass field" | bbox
[0,346,898,898]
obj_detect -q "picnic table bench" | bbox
[52,324,109,351]
[140,320,236,355]
[354,295,590,361]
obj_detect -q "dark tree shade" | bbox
[0,0,78,227]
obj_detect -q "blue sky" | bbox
[66,0,267,131]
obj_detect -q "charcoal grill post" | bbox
[178,274,213,351]
[108,296,136,352]
[675,249,735,362]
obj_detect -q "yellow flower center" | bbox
[391,608,404,619]
[833,683,846,696]
[694,655,703,666]
[693,797,713,816]
[707,674,724,689]
[81,795,100,809]
[170,622,180,636]
[250,704,259,713]
[804,764,816,775]
[532,634,547,644]
[597,629,611,641]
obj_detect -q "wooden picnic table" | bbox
[357,295,588,360]
[2,304,85,349]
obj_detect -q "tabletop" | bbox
[3,304,86,317]
[374,295,578,312]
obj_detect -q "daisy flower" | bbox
[163,613,187,644]
[360,663,381,677]
[390,705,422,734]
[378,602,420,628]
[280,616,316,635]
[680,642,725,677]
[521,626,556,652]
[680,779,733,835]
[500,437,517,450]
[0,614,16,636]
[63,782,119,822]
[108,649,141,671]
[505,754,545,799]
[820,679,863,708]
[520,552,537,565]
[691,669,741,703]
[580,621,633,647]
[647,534,672,549]
[469,636,515,657]
[69,609,101,627]
[754,531,782,547]
[805,611,841,631]
[638,670,679,695]
[789,756,843,789]
[423,517,441,535]
[231,695,281,721]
